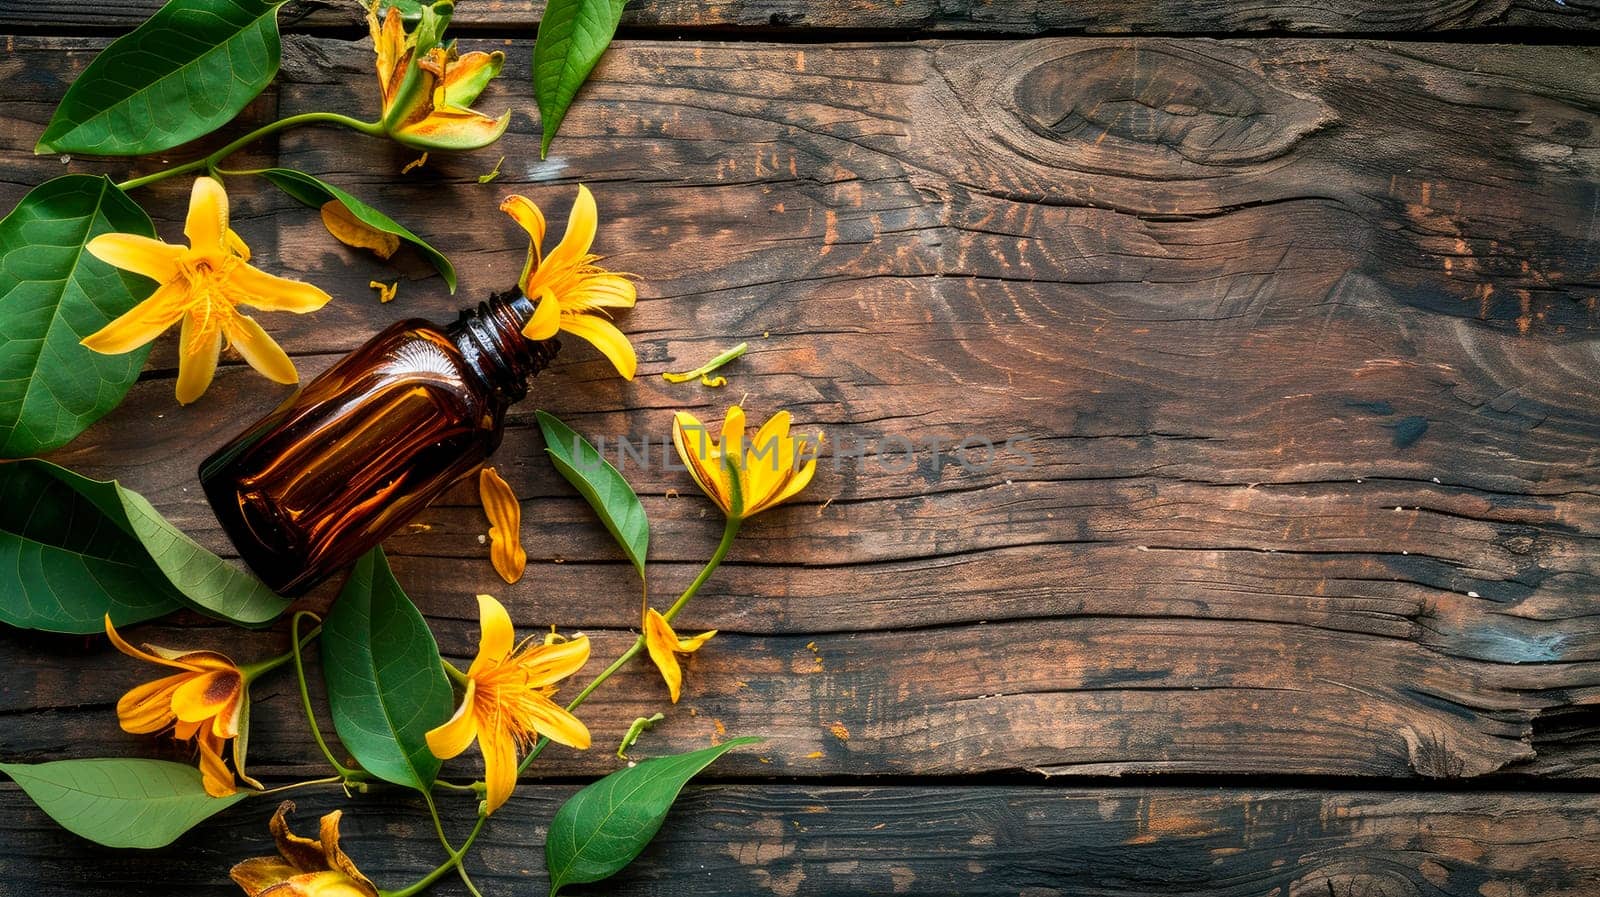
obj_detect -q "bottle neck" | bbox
[447,289,560,402]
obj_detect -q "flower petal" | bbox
[501,194,546,288]
[565,273,637,311]
[320,201,399,259]
[269,801,328,873]
[225,263,333,313]
[541,184,597,277]
[644,609,685,702]
[104,615,195,669]
[80,280,188,355]
[195,728,237,797]
[85,232,182,282]
[175,314,222,405]
[115,672,188,733]
[171,670,243,725]
[439,49,503,108]
[521,693,591,750]
[425,679,479,759]
[765,445,819,512]
[226,228,252,261]
[479,725,519,816]
[230,856,300,896]
[671,411,728,514]
[184,176,230,256]
[395,107,510,151]
[521,287,560,341]
[560,312,637,380]
[320,809,376,892]
[471,593,515,671]
[479,467,525,584]
[371,6,409,111]
[226,314,300,386]
[516,633,590,688]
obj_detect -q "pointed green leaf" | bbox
[321,548,453,792]
[36,0,287,155]
[532,0,627,158]
[546,737,761,895]
[0,175,156,458]
[536,410,648,578]
[0,459,288,632]
[0,759,249,849]
[256,167,457,292]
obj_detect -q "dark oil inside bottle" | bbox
[200,291,555,596]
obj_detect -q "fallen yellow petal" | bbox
[369,280,399,303]
[401,152,429,174]
[321,201,399,259]
[479,467,526,584]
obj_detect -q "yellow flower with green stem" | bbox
[426,594,591,815]
[368,0,509,151]
[80,176,331,404]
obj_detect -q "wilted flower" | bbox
[426,594,591,814]
[503,185,637,378]
[230,801,378,897]
[672,405,820,520]
[81,176,330,404]
[368,0,509,151]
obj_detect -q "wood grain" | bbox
[4,782,1599,896]
[4,0,1598,34]
[2,34,1598,788]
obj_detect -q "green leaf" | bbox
[536,410,648,578]
[0,459,289,632]
[532,0,627,158]
[321,548,453,792]
[257,167,457,292]
[545,737,761,895]
[36,0,287,155]
[0,175,156,458]
[0,759,249,849]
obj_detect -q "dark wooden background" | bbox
[4,0,1600,894]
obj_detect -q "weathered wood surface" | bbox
[5,782,1600,896]
[5,33,1599,785]
[5,0,1600,34]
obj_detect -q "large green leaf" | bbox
[256,167,457,292]
[0,460,288,632]
[545,737,760,895]
[321,548,453,792]
[536,410,648,579]
[532,0,627,158]
[0,759,249,849]
[36,0,287,155]
[0,176,155,458]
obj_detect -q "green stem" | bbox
[257,775,345,796]
[380,813,489,897]
[423,793,486,897]
[116,112,382,191]
[517,516,743,774]
[289,611,363,781]
[238,622,321,683]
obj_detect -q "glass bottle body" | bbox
[200,293,545,596]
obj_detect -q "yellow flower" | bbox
[503,185,638,379]
[230,801,378,897]
[369,1,509,151]
[81,176,331,404]
[425,594,591,815]
[643,608,715,703]
[104,615,245,798]
[672,405,821,520]
[479,466,526,584]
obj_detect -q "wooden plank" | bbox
[4,34,1600,785]
[3,783,1599,896]
[4,0,1598,34]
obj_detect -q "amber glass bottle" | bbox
[200,291,555,596]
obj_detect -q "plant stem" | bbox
[380,813,489,897]
[289,611,364,781]
[116,112,382,191]
[257,775,345,796]
[423,793,486,897]
[516,516,743,774]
